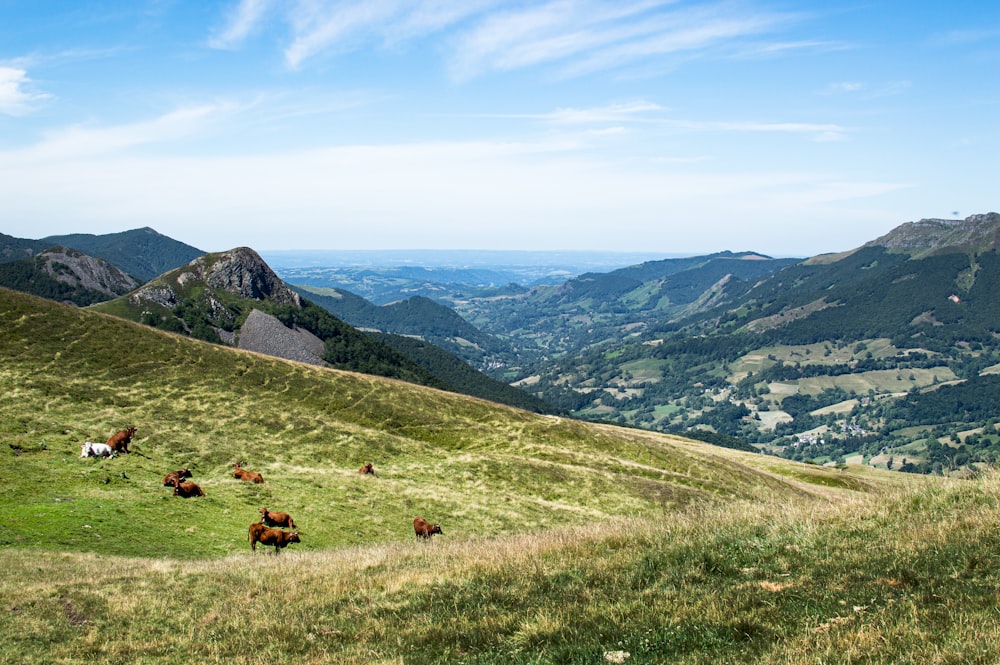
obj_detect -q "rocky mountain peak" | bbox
[863,212,1000,255]
[195,247,300,306]
[128,246,301,314]
[170,247,302,306]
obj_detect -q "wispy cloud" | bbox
[282,0,503,69]
[931,27,1000,47]
[483,99,668,124]
[667,118,849,141]
[0,66,51,116]
[210,0,806,79]
[17,104,236,161]
[209,0,278,50]
[449,1,796,80]
[822,80,910,99]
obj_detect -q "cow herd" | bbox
[80,429,445,553]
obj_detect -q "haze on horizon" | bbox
[1,1,996,257]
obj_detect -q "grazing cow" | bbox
[80,442,114,458]
[358,463,377,476]
[260,507,296,529]
[106,427,136,454]
[232,461,264,484]
[171,477,204,498]
[248,523,300,554]
[163,468,193,487]
[413,517,443,539]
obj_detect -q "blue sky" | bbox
[0,1,997,256]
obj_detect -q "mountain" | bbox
[92,247,553,412]
[0,226,204,282]
[290,285,514,368]
[36,227,205,281]
[370,331,555,414]
[0,246,141,306]
[862,212,1000,258]
[91,247,447,389]
[446,251,800,373]
[0,231,42,262]
[506,213,1000,475]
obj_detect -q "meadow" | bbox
[2,287,998,663]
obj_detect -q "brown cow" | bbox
[248,523,300,554]
[163,468,192,487]
[106,427,136,454]
[358,463,376,476]
[260,507,295,529]
[171,477,204,498]
[233,461,264,484]
[413,516,442,539]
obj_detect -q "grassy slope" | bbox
[6,286,993,663]
[1,287,872,560]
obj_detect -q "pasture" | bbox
[4,288,999,663]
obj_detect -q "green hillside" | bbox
[3,285,878,560]
[37,226,204,281]
[503,216,1000,474]
[8,286,1000,664]
[291,285,514,368]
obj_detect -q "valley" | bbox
[264,215,1000,476]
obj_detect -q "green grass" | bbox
[2,474,998,664]
[7,287,997,663]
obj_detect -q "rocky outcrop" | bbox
[864,212,1000,255]
[130,247,301,311]
[38,246,140,297]
[198,247,300,305]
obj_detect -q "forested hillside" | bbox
[501,215,1000,475]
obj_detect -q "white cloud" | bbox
[209,0,277,49]
[213,0,804,80]
[667,118,849,141]
[16,104,235,161]
[281,0,503,69]
[0,67,50,116]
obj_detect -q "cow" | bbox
[106,427,136,454]
[163,468,192,487]
[171,477,204,498]
[248,523,300,554]
[358,463,377,476]
[80,442,114,458]
[413,517,443,539]
[260,507,296,529]
[233,461,264,484]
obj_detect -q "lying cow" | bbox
[248,523,300,554]
[260,507,296,529]
[163,468,193,487]
[80,442,114,458]
[233,461,264,484]
[170,477,204,498]
[413,516,443,539]
[106,427,136,454]
[358,462,377,476]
